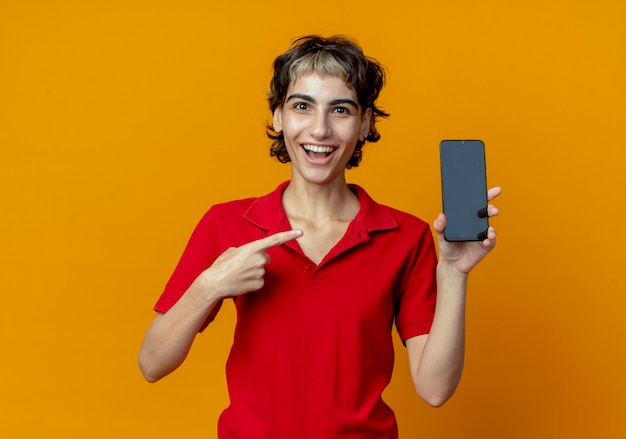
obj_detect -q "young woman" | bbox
[139,35,501,438]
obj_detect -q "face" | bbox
[273,72,372,186]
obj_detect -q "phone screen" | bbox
[440,140,488,241]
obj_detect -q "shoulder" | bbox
[200,181,287,221]
[384,203,429,226]
[378,205,434,255]
[351,184,431,235]
[192,197,256,227]
[206,197,258,217]
[185,197,259,245]
[193,182,288,242]
[202,181,288,228]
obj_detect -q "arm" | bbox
[138,279,222,383]
[405,264,467,407]
[138,229,303,382]
[407,187,501,407]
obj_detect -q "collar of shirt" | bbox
[243,181,399,265]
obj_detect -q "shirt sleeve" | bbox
[394,223,438,341]
[153,207,224,331]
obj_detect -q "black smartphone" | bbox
[439,140,489,242]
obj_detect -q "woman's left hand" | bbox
[433,186,502,274]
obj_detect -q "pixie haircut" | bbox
[266,35,389,168]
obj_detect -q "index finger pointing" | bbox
[249,229,303,251]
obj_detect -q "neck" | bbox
[282,178,359,223]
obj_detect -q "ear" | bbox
[360,107,372,139]
[273,107,283,132]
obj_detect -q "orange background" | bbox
[1,1,625,438]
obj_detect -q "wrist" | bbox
[437,260,469,278]
[437,261,469,294]
[190,270,227,304]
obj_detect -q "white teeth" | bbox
[303,144,334,153]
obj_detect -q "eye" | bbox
[293,102,309,111]
[333,106,350,115]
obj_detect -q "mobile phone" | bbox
[439,140,489,242]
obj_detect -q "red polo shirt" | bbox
[155,181,437,439]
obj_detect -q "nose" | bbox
[308,112,332,139]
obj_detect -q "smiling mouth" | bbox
[302,144,335,158]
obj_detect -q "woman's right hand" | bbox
[196,229,303,300]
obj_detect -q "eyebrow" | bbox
[286,94,359,109]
